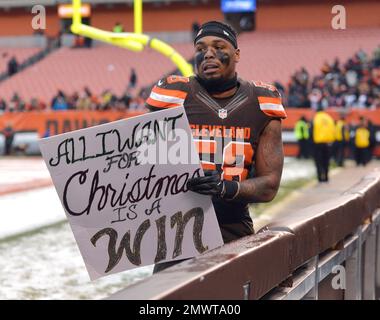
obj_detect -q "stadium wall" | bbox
[257,0,380,30]
[0,0,378,36]
[1,108,379,157]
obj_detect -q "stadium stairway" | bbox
[0,38,61,83]
[0,48,41,75]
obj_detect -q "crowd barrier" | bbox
[107,169,380,300]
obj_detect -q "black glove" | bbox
[187,170,240,200]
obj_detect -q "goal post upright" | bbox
[70,0,193,76]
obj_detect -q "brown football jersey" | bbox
[146,75,286,224]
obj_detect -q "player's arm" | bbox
[234,119,284,203]
[232,83,285,202]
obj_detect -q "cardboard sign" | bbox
[39,107,223,280]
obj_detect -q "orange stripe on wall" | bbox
[0,110,145,137]
[2,109,380,134]
[1,108,380,158]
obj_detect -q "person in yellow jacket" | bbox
[311,107,335,182]
[354,116,371,166]
[294,116,310,159]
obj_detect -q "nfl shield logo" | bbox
[218,108,228,119]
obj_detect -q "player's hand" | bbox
[187,170,239,200]
[187,170,224,196]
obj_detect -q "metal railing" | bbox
[107,169,380,300]
[263,211,380,300]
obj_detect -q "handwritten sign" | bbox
[39,107,223,280]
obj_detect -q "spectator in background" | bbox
[51,90,65,108]
[2,122,14,155]
[84,36,93,48]
[321,60,331,75]
[113,22,124,33]
[9,92,23,112]
[372,45,380,67]
[56,30,62,48]
[84,86,93,98]
[77,92,92,110]
[294,116,310,159]
[38,98,47,111]
[343,88,357,108]
[25,97,47,112]
[73,35,85,48]
[7,56,19,76]
[27,98,39,111]
[52,96,68,111]
[128,68,137,90]
[299,67,309,87]
[356,80,370,109]
[372,67,380,87]
[309,88,323,110]
[356,48,367,64]
[331,57,341,73]
[120,88,132,109]
[67,91,79,110]
[0,99,6,113]
[100,89,114,110]
[138,87,149,102]
[345,68,358,88]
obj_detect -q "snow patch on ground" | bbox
[0,187,65,240]
[281,158,315,182]
[0,157,315,299]
[0,223,153,300]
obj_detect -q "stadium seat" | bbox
[0,44,193,102]
[0,27,379,103]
